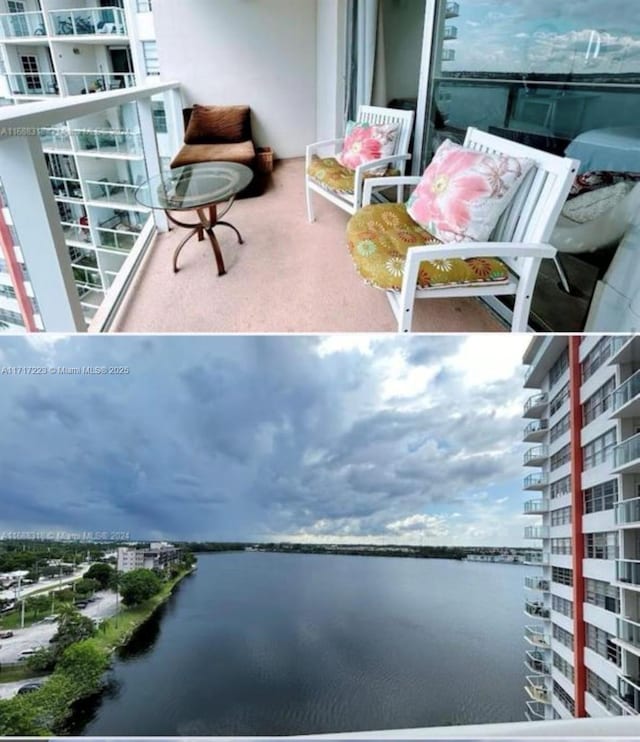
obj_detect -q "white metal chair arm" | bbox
[405,241,557,263]
[363,176,422,206]
[356,153,412,174]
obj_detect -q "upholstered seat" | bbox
[307,155,399,197]
[172,140,256,169]
[347,203,510,291]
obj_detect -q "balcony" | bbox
[524,472,548,490]
[441,48,456,62]
[524,419,548,442]
[524,499,548,515]
[525,625,550,648]
[611,369,640,418]
[618,617,640,653]
[445,2,460,19]
[525,601,550,619]
[525,700,547,720]
[443,25,458,40]
[525,675,550,703]
[522,550,547,565]
[524,393,548,419]
[525,576,549,592]
[524,446,548,466]
[49,6,127,37]
[62,72,136,97]
[525,649,550,675]
[0,11,46,39]
[613,432,640,474]
[7,72,58,96]
[85,180,146,210]
[617,559,640,588]
[617,676,640,715]
[616,496,640,526]
[609,336,640,365]
[524,526,549,540]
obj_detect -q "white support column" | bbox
[165,85,184,157]
[137,96,168,232]
[0,134,85,332]
[413,0,439,175]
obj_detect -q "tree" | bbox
[51,607,96,654]
[74,578,100,597]
[27,647,56,673]
[118,569,162,606]
[84,562,115,590]
[57,641,109,689]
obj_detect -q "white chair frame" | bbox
[360,127,579,333]
[305,105,415,222]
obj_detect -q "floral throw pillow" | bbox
[407,139,534,243]
[337,121,399,175]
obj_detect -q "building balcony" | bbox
[522,550,547,566]
[0,10,46,39]
[611,369,640,418]
[525,576,550,592]
[525,676,550,704]
[62,72,137,96]
[524,419,548,442]
[618,617,640,653]
[525,601,550,619]
[525,649,550,675]
[443,25,458,40]
[617,559,640,588]
[524,498,549,515]
[617,676,640,715]
[616,496,640,527]
[524,446,548,466]
[524,393,548,419]
[48,6,127,38]
[524,526,549,540]
[613,432,640,474]
[7,72,59,97]
[441,48,456,62]
[524,472,548,490]
[525,625,550,649]
[445,2,460,19]
[525,700,547,720]
[85,180,146,211]
[609,336,640,366]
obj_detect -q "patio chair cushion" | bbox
[171,140,256,169]
[184,104,251,145]
[347,203,510,292]
[337,121,399,174]
[407,139,534,243]
[307,155,399,196]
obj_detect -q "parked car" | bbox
[41,615,58,623]
[19,648,40,658]
[17,682,43,695]
[0,630,13,639]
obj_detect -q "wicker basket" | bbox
[256,146,274,174]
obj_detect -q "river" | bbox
[71,552,529,736]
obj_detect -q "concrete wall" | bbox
[152,0,318,158]
[316,0,348,141]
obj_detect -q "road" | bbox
[0,565,90,603]
[0,590,119,665]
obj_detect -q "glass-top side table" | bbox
[135,162,254,276]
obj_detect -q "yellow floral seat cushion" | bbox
[307,155,399,196]
[347,203,510,292]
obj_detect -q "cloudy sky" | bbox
[449,0,640,74]
[0,335,534,547]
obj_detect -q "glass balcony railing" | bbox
[444,25,458,40]
[617,559,640,587]
[95,229,139,254]
[61,222,92,246]
[85,180,143,208]
[7,72,58,96]
[525,700,546,720]
[523,550,546,565]
[614,432,640,470]
[63,72,136,96]
[445,2,460,18]
[525,576,549,591]
[41,126,73,151]
[525,601,550,619]
[618,617,640,650]
[525,625,550,648]
[524,393,548,418]
[524,472,548,489]
[618,676,640,715]
[525,526,549,540]
[525,676,550,703]
[0,11,45,38]
[51,177,82,200]
[72,128,143,157]
[524,446,548,465]
[524,420,548,440]
[441,48,455,62]
[616,496,640,526]
[49,6,127,37]
[525,650,550,675]
[612,369,640,413]
[524,499,548,515]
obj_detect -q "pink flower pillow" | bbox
[407,140,534,243]
[337,121,399,174]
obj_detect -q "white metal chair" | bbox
[353,127,580,333]
[305,105,415,222]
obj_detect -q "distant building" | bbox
[117,542,180,573]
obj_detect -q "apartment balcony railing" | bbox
[525,601,550,619]
[51,177,82,200]
[49,6,127,37]
[617,559,640,587]
[524,446,548,466]
[616,496,640,526]
[525,625,550,648]
[524,419,548,442]
[524,499,548,515]
[522,550,547,565]
[0,81,182,331]
[443,25,458,40]
[524,526,549,540]
[525,576,549,592]
[445,2,460,19]
[614,432,640,473]
[85,180,144,209]
[7,72,58,96]
[525,649,550,675]
[441,48,456,62]
[617,676,640,715]
[524,393,548,419]
[525,675,550,703]
[612,369,640,416]
[618,616,640,650]
[63,72,136,97]
[0,11,46,38]
[524,472,548,490]
[525,700,547,720]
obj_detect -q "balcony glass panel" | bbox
[51,177,83,200]
[41,126,72,151]
[524,420,548,438]
[86,180,142,208]
[525,601,550,618]
[617,496,640,525]
[524,472,547,488]
[524,446,548,464]
[525,625,550,647]
[615,432,640,469]
[524,499,548,514]
[526,650,550,674]
[7,72,58,96]
[525,526,549,539]
[617,560,640,586]
[525,576,549,591]
[49,6,127,36]
[63,72,136,96]
[523,550,546,564]
[618,617,640,649]
[613,370,640,412]
[0,11,45,38]
[618,676,640,714]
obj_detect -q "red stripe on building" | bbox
[569,336,586,717]
[0,206,37,332]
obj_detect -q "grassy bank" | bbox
[0,566,193,736]
[0,665,46,684]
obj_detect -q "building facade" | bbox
[0,0,167,330]
[116,541,180,573]
[522,335,640,721]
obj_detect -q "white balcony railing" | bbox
[7,72,59,96]
[524,419,548,441]
[525,625,550,648]
[524,393,548,418]
[618,616,640,650]
[522,550,547,565]
[0,81,183,332]
[62,72,136,96]
[616,496,640,526]
[524,446,548,466]
[524,499,548,515]
[525,526,549,540]
[525,600,550,619]
[49,6,127,37]
[525,576,549,591]
[525,649,550,675]
[445,2,460,19]
[0,10,45,38]
[617,559,640,587]
[524,472,548,489]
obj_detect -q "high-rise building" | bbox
[0,0,167,330]
[522,335,640,721]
